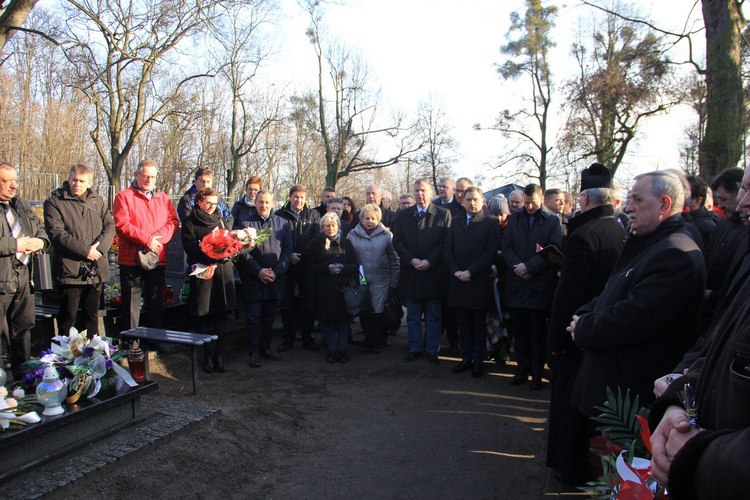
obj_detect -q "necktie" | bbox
[466,216,472,226]
[418,209,425,218]
[3,203,28,265]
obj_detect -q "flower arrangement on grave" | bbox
[586,387,667,499]
[191,227,270,279]
[109,234,119,255]
[19,328,137,402]
[0,386,41,431]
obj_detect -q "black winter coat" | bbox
[307,235,359,322]
[392,203,451,299]
[571,215,706,416]
[181,207,238,317]
[234,211,292,302]
[44,183,113,286]
[501,207,562,310]
[444,211,499,310]
[547,205,626,355]
[276,203,320,275]
[649,267,750,500]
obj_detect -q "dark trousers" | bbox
[280,272,315,343]
[119,265,166,332]
[455,307,487,365]
[0,265,34,378]
[57,283,103,336]
[244,299,275,356]
[360,312,384,351]
[509,307,548,379]
[442,302,459,348]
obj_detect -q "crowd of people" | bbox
[1,156,748,497]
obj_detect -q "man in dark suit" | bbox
[444,186,499,378]
[434,177,463,218]
[545,163,627,485]
[393,179,451,364]
[502,183,562,390]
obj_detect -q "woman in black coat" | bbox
[307,212,360,363]
[181,188,238,374]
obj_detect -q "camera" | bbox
[78,260,99,278]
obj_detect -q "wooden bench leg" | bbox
[190,345,198,395]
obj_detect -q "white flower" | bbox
[12,388,24,399]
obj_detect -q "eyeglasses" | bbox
[203,201,219,207]
[246,187,259,193]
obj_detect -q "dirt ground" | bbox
[50,319,563,499]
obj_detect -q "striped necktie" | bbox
[3,203,28,265]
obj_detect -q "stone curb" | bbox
[0,394,219,500]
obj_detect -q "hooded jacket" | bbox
[43,182,115,285]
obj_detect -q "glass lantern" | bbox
[36,365,67,416]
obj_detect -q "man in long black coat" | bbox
[545,163,627,485]
[444,186,498,378]
[502,183,562,389]
[393,179,451,364]
[569,170,706,423]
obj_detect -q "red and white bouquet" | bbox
[195,227,271,279]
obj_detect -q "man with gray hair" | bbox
[567,170,705,451]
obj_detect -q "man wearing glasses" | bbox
[113,159,180,331]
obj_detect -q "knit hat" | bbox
[580,163,613,190]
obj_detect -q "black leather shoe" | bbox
[214,354,226,373]
[426,352,440,364]
[403,351,422,362]
[249,353,261,368]
[510,374,528,386]
[264,350,282,361]
[471,364,484,378]
[452,360,473,374]
[530,378,544,390]
[277,341,294,352]
[339,351,348,363]
[303,339,321,351]
[327,350,336,363]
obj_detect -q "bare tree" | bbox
[0,0,40,56]
[559,6,680,177]
[60,0,227,191]
[209,0,282,195]
[303,1,421,188]
[413,95,458,190]
[488,0,556,189]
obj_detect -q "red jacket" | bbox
[113,186,179,267]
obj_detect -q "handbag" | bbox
[32,252,54,291]
[136,247,159,270]
[341,274,372,318]
[383,288,403,332]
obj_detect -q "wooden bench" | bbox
[119,327,218,395]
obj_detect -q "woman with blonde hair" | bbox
[347,204,400,353]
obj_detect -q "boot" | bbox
[338,350,348,364]
[214,337,226,373]
[203,344,215,374]
[327,349,336,363]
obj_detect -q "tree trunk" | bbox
[0,0,39,54]
[699,0,745,180]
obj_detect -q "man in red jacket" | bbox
[113,159,179,332]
